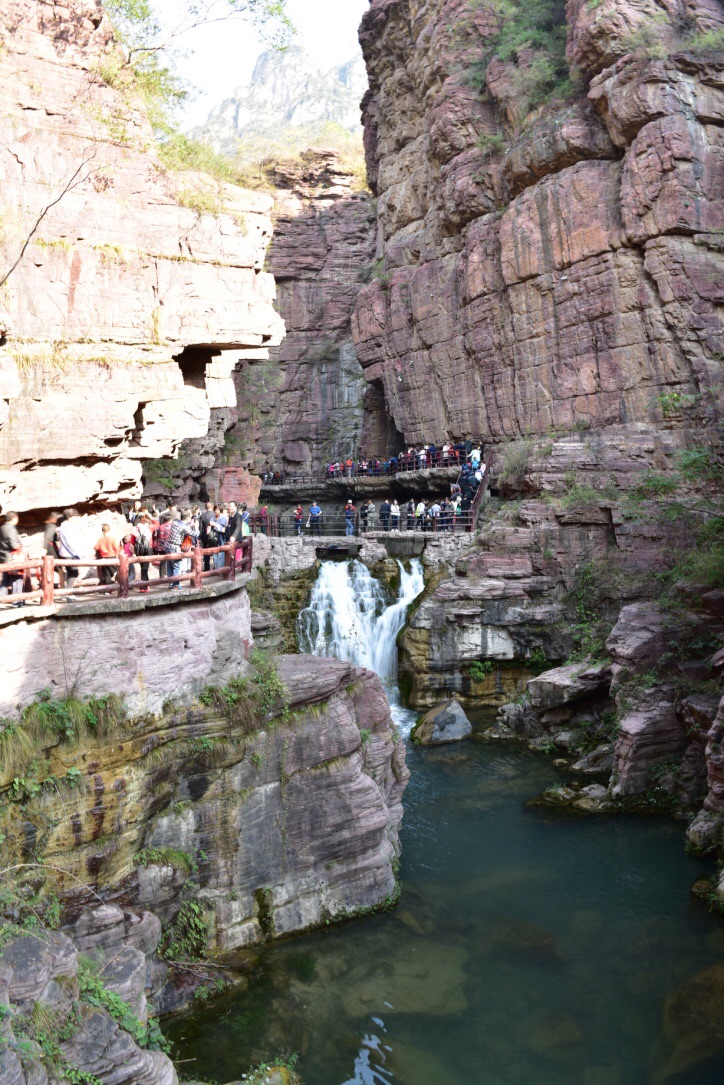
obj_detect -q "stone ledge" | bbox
[0,576,249,627]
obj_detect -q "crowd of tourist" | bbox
[262,441,486,484]
[0,498,267,603]
[292,460,486,537]
[0,439,489,604]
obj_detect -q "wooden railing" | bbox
[0,538,253,608]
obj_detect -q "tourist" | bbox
[360,500,370,533]
[120,532,137,585]
[42,511,65,588]
[367,500,376,530]
[57,508,85,590]
[128,500,142,525]
[390,500,400,531]
[237,504,251,540]
[405,498,415,530]
[155,511,173,579]
[0,512,24,605]
[134,514,153,591]
[226,501,241,542]
[209,505,228,569]
[94,524,120,586]
[199,501,215,571]
[167,511,193,590]
[259,505,269,535]
[415,499,426,531]
[309,500,322,536]
[294,504,304,536]
[471,445,481,469]
[344,500,356,537]
[429,500,441,530]
[379,498,391,531]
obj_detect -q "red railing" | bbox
[0,539,253,608]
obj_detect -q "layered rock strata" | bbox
[399,427,688,707]
[215,151,377,484]
[1,653,407,952]
[0,902,301,1084]
[353,0,723,444]
[0,579,253,719]
[0,0,283,517]
[494,595,722,827]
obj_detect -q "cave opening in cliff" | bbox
[362,380,405,459]
[174,345,214,390]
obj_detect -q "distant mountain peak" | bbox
[193,47,368,155]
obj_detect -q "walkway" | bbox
[0,539,253,610]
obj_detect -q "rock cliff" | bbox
[0,0,283,518]
[353,0,723,445]
[1,628,406,949]
[349,0,723,863]
[217,151,377,481]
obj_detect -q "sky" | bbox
[154,0,370,129]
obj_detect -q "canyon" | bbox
[0,0,723,1083]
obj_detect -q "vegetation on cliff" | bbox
[467,0,578,119]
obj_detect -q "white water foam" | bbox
[296,558,424,736]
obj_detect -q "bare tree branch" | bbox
[0,150,99,291]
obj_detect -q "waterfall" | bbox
[297,558,424,734]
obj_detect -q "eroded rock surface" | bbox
[0,0,283,514]
[353,0,723,443]
[1,653,408,953]
[211,151,377,488]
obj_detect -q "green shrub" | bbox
[199,650,289,734]
[497,441,532,486]
[160,900,208,961]
[1,692,125,784]
[136,847,196,875]
[79,960,169,1051]
[469,660,493,681]
[477,132,505,158]
[468,0,577,119]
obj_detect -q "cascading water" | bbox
[297,558,424,735]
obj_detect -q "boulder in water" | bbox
[656,963,724,1081]
[411,698,472,745]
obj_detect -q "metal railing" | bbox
[261,449,481,487]
[0,539,253,608]
[248,511,477,538]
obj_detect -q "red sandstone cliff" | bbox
[353,0,723,445]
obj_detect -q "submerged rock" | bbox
[573,784,611,813]
[411,698,472,745]
[340,940,469,1017]
[526,1010,585,1058]
[656,963,724,1082]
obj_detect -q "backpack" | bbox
[180,534,193,552]
[135,533,151,557]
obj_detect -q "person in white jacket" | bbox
[57,508,86,589]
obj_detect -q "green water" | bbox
[167,741,724,1085]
